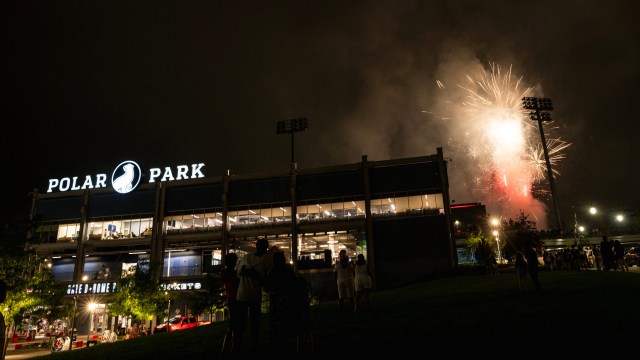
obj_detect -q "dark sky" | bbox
[2,1,639,232]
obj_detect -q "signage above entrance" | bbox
[161,282,202,291]
[67,282,117,295]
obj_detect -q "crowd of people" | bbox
[542,236,630,272]
[220,238,315,355]
[511,236,635,293]
[219,239,374,355]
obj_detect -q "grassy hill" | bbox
[35,268,640,357]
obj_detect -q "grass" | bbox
[36,268,640,357]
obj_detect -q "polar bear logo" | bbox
[111,160,142,194]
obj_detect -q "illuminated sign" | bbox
[67,282,117,295]
[111,160,142,194]
[47,161,205,193]
[161,282,202,291]
[65,281,202,295]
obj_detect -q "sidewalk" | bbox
[5,333,51,351]
[6,332,101,352]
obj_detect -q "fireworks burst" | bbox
[436,62,571,225]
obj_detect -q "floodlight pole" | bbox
[277,118,308,164]
[522,97,563,235]
[277,118,309,270]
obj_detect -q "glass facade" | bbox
[32,191,446,278]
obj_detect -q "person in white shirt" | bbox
[354,254,372,312]
[333,249,355,313]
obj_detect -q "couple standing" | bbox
[221,238,270,354]
[334,250,372,313]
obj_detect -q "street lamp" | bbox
[490,218,502,263]
[572,204,597,246]
[523,97,563,235]
[165,291,171,330]
[68,296,77,351]
[492,230,502,264]
[87,302,97,342]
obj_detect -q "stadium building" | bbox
[27,147,456,334]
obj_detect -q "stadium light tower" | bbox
[276,117,309,271]
[522,97,563,235]
[276,117,309,164]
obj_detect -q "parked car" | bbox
[154,315,198,333]
[624,247,640,267]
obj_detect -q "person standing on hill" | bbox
[294,276,314,352]
[514,251,528,291]
[524,245,542,292]
[600,236,614,271]
[593,245,602,271]
[353,254,372,312]
[613,240,628,271]
[221,252,241,354]
[236,238,269,352]
[334,249,355,313]
[265,251,298,351]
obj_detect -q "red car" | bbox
[154,316,198,332]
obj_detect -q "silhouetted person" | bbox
[524,246,542,292]
[600,236,614,271]
[221,252,241,354]
[265,251,297,351]
[294,276,314,352]
[514,251,528,291]
[613,240,628,271]
[236,238,269,352]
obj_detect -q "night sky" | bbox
[2,1,639,232]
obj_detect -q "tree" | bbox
[189,271,225,321]
[108,261,167,325]
[500,211,542,261]
[0,217,68,360]
[464,229,496,266]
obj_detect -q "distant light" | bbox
[616,214,624,222]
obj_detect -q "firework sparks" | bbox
[436,62,571,226]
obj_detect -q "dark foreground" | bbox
[13,267,640,358]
